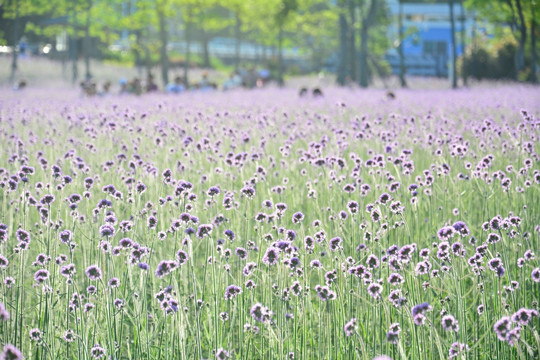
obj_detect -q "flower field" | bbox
[0,86,538,360]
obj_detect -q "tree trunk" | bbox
[278,26,284,87]
[235,13,241,70]
[84,0,92,81]
[71,0,78,85]
[158,8,169,86]
[62,33,68,79]
[133,30,142,76]
[449,0,457,89]
[144,44,151,78]
[359,26,368,87]
[10,0,20,83]
[348,0,357,82]
[532,8,537,84]
[515,0,527,72]
[398,0,407,87]
[183,10,191,87]
[202,30,211,68]
[359,0,377,88]
[460,1,467,86]
[337,10,348,86]
[471,13,477,79]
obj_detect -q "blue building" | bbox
[385,0,472,77]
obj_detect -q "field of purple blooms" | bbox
[0,85,539,360]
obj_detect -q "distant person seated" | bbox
[119,79,127,94]
[245,67,257,89]
[166,76,186,94]
[13,80,27,91]
[199,72,215,92]
[80,80,97,96]
[199,72,210,86]
[146,74,158,92]
[258,68,271,85]
[298,87,308,97]
[223,71,242,91]
[128,78,143,95]
[99,81,111,96]
[312,87,324,97]
[386,90,396,100]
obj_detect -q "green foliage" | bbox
[460,34,520,80]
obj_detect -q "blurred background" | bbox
[0,0,538,91]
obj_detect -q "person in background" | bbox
[199,72,215,92]
[129,78,143,95]
[80,80,97,96]
[199,72,210,87]
[223,71,242,91]
[166,76,186,94]
[13,80,27,91]
[146,73,158,92]
[99,81,111,96]
[119,79,128,94]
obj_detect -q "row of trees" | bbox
[465,0,538,83]
[0,0,538,87]
[1,0,343,86]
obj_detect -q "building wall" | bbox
[385,0,471,77]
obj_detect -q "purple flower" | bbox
[386,331,399,344]
[452,221,470,236]
[59,230,72,243]
[493,316,511,341]
[0,302,10,321]
[387,273,404,286]
[40,194,55,205]
[176,250,189,265]
[511,308,538,326]
[262,247,280,266]
[224,285,242,300]
[155,260,177,278]
[250,303,273,323]
[224,229,235,241]
[437,226,454,241]
[367,283,383,299]
[0,255,8,269]
[90,343,106,359]
[60,263,76,278]
[99,224,115,237]
[531,267,540,282]
[315,285,337,301]
[241,186,255,198]
[441,315,459,332]
[215,348,230,359]
[63,329,75,343]
[506,327,521,346]
[34,269,50,283]
[108,277,120,288]
[329,237,342,251]
[29,328,42,342]
[0,344,23,360]
[196,224,213,238]
[147,216,157,229]
[344,318,357,336]
[85,265,102,280]
[235,247,248,260]
[292,212,305,224]
[243,262,257,276]
[448,342,469,359]
[412,302,432,317]
[16,229,30,243]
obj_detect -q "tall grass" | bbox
[0,86,538,359]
